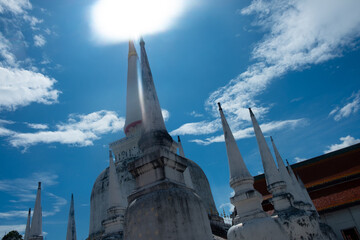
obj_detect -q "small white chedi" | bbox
[219,103,336,240]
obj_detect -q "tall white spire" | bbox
[219,103,252,183]
[271,137,305,203]
[102,151,126,237]
[219,103,266,223]
[249,109,293,212]
[138,38,172,151]
[299,176,317,212]
[287,163,316,211]
[108,150,126,209]
[286,159,298,183]
[29,182,42,238]
[139,38,167,133]
[24,208,31,240]
[66,194,77,240]
[124,40,142,136]
[177,136,185,157]
[249,109,281,186]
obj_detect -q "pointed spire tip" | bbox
[109,150,112,158]
[217,102,222,111]
[128,40,137,58]
[270,136,273,141]
[38,182,41,189]
[177,136,181,142]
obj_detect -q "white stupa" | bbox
[66,194,77,240]
[88,39,225,240]
[29,182,43,240]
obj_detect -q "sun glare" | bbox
[90,0,189,43]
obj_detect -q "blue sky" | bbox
[1,0,360,239]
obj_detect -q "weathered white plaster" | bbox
[89,136,220,239]
[124,146,213,240]
[228,216,288,240]
[88,154,136,239]
[276,209,336,240]
[139,38,167,134]
[108,151,127,210]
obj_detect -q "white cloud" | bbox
[0,119,15,136]
[0,225,26,237]
[0,211,28,219]
[209,0,360,117]
[242,0,360,68]
[0,172,66,226]
[324,135,360,153]
[90,0,194,43]
[170,119,221,136]
[189,111,203,118]
[33,34,46,47]
[0,0,31,15]
[0,126,15,137]
[161,109,170,122]
[294,157,306,163]
[0,33,18,67]
[0,172,58,200]
[0,2,61,113]
[0,119,14,125]
[8,110,124,148]
[43,193,67,217]
[219,202,234,213]
[329,90,360,121]
[23,15,43,29]
[26,123,48,130]
[190,119,304,145]
[0,67,60,111]
[291,97,303,103]
[173,0,360,144]
[44,28,52,35]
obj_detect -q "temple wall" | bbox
[320,205,360,239]
[124,181,213,240]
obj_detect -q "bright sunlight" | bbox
[90,0,190,43]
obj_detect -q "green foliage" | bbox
[2,230,23,240]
